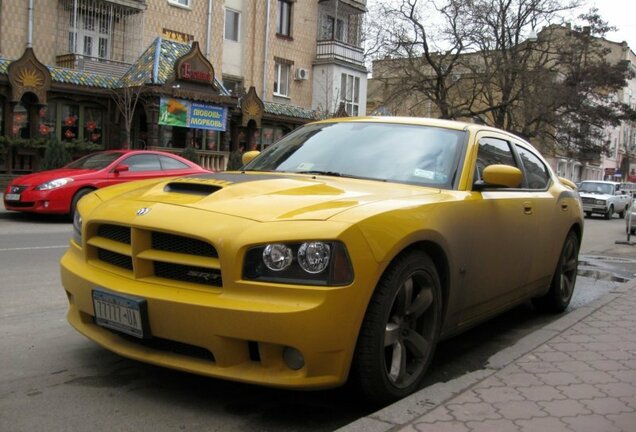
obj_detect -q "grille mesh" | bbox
[98,249,133,270]
[152,232,217,257]
[97,224,131,244]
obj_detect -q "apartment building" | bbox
[0,0,368,175]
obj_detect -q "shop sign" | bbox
[162,28,194,44]
[159,97,227,131]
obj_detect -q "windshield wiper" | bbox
[296,170,344,177]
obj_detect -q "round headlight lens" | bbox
[262,243,293,271]
[298,241,331,274]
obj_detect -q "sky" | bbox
[585,0,636,48]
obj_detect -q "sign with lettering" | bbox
[159,97,227,131]
[162,28,194,44]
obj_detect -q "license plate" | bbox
[5,193,20,201]
[92,289,149,338]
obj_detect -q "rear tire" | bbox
[533,231,579,313]
[351,251,442,404]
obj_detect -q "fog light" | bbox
[283,346,305,370]
[43,201,49,208]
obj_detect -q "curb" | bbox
[337,277,636,432]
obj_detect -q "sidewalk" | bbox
[339,278,636,432]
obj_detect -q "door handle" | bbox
[523,201,533,215]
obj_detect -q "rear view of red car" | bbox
[3,150,209,217]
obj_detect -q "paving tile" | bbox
[619,395,636,410]
[536,372,582,386]
[571,351,607,361]
[466,418,521,432]
[446,402,501,422]
[548,342,585,352]
[575,370,620,385]
[561,414,622,432]
[581,397,633,415]
[415,406,454,423]
[556,383,606,399]
[609,370,636,384]
[554,360,595,372]
[607,412,636,431]
[596,382,636,398]
[412,421,469,432]
[493,400,547,420]
[515,416,573,432]
[519,362,562,374]
[517,385,567,402]
[496,372,545,387]
[474,387,524,404]
[538,399,592,417]
[585,359,629,372]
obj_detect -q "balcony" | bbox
[56,54,131,78]
[315,40,366,71]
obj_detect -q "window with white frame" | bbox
[277,0,292,36]
[224,8,240,41]
[168,0,191,7]
[274,61,291,97]
[68,12,112,59]
[340,73,360,116]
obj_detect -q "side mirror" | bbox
[242,150,260,166]
[474,164,523,190]
[113,164,129,174]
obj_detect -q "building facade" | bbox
[0,0,368,177]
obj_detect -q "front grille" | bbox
[98,224,131,244]
[9,185,28,194]
[582,197,594,204]
[89,223,221,288]
[155,262,222,286]
[152,232,217,257]
[114,331,215,362]
[98,249,133,270]
[4,201,33,208]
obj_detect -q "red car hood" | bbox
[9,168,96,187]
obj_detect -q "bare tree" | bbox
[110,85,146,150]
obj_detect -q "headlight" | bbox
[244,241,353,286]
[594,199,605,205]
[263,244,293,271]
[72,211,82,245]
[35,178,74,190]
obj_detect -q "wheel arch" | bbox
[69,186,98,214]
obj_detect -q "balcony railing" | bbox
[55,54,131,78]
[147,147,229,171]
[315,40,365,68]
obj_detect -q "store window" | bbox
[340,73,360,116]
[277,0,292,37]
[40,101,105,145]
[258,126,287,150]
[225,8,240,42]
[13,104,29,138]
[274,61,291,97]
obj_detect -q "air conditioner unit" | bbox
[294,67,309,81]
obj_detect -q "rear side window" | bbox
[159,155,190,170]
[515,145,550,189]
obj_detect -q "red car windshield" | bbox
[66,152,124,170]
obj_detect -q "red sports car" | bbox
[3,150,209,217]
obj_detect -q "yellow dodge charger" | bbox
[61,117,583,402]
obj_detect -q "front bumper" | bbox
[61,227,378,389]
[4,188,69,214]
[582,203,608,214]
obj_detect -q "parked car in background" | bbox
[3,150,209,218]
[627,200,636,235]
[578,180,632,219]
[621,182,636,198]
[61,117,583,403]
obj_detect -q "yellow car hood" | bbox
[98,172,440,222]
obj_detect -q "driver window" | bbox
[123,154,162,172]
[474,137,516,181]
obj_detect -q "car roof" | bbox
[311,116,531,143]
[581,180,619,185]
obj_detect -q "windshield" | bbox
[579,182,614,195]
[66,152,123,170]
[243,122,466,188]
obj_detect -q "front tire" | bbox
[351,251,442,403]
[605,205,614,220]
[618,205,627,219]
[533,231,579,313]
[70,188,94,220]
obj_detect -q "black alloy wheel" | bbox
[352,251,442,403]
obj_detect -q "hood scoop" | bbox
[164,182,222,196]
